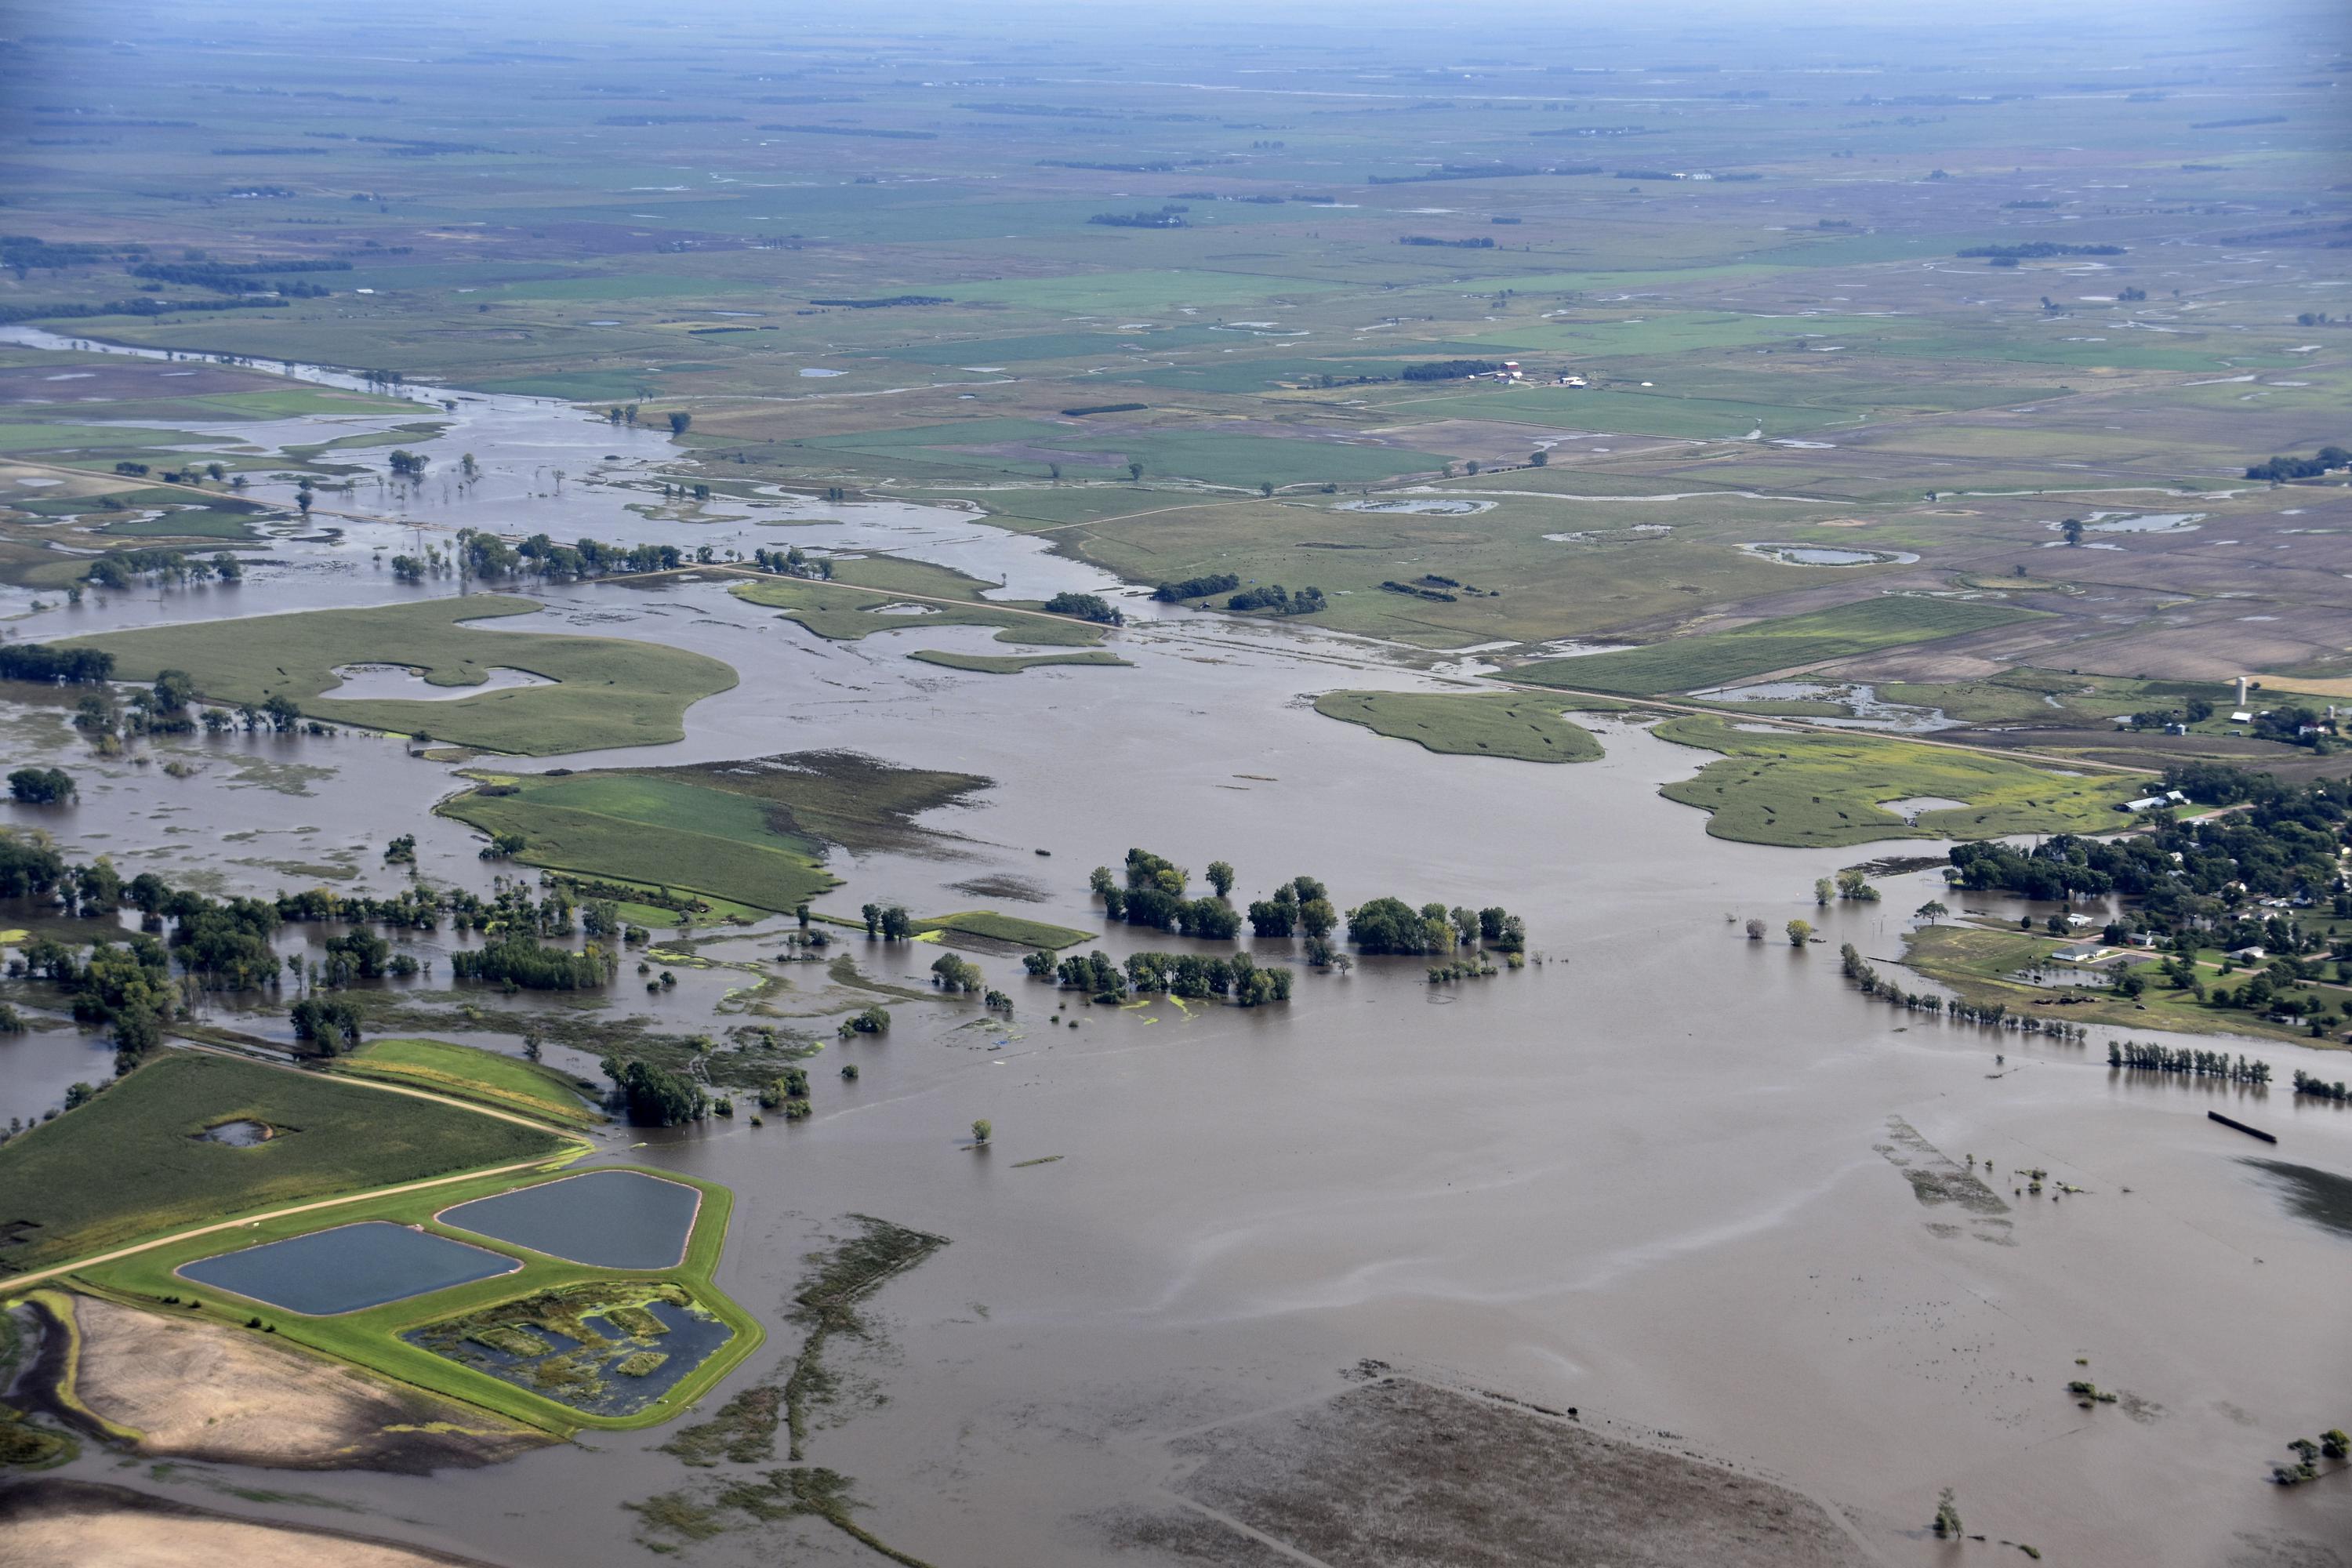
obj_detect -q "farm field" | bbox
[1651,715,2136,847]
[1312,690,1618,763]
[0,1051,575,1273]
[67,598,738,754]
[331,1039,604,1129]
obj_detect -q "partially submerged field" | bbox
[0,1051,572,1274]
[329,1039,602,1130]
[1653,715,2135,847]
[64,598,737,754]
[438,750,992,913]
[1314,689,1617,763]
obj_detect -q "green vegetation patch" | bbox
[440,751,990,915]
[0,1051,569,1272]
[332,1038,601,1128]
[1515,597,2040,696]
[913,910,1094,950]
[1653,716,2132,847]
[731,575,1107,647]
[66,597,737,755]
[1313,690,1617,763]
[906,649,1131,673]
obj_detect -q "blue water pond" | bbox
[437,1169,701,1269]
[178,1221,521,1315]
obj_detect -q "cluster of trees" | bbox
[1247,876,1338,940]
[1042,592,1123,625]
[413,529,692,585]
[1091,851,1238,937]
[1840,944,2089,1039]
[1947,765,2349,920]
[448,936,615,990]
[7,768,74,804]
[1813,869,1879,905]
[1227,584,1325,615]
[2107,1039,2270,1083]
[2245,446,2350,482]
[1153,572,1240,602]
[1087,209,1189,228]
[1029,946,1291,1006]
[860,902,914,939]
[1400,359,1503,381]
[604,1056,706,1126]
[749,546,831,579]
[289,996,363,1054]
[129,257,350,294]
[2292,1069,2349,1102]
[1398,236,1496,249]
[931,953,984,992]
[0,646,113,684]
[85,549,241,591]
[1346,897,1524,956]
[1955,241,2125,259]
[2125,696,2216,730]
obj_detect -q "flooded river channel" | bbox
[2,334,2347,1566]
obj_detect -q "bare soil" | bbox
[0,1480,500,1568]
[45,1294,545,1473]
[1123,1375,1874,1567]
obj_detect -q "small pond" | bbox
[1739,543,1918,567]
[323,664,557,702]
[404,1283,731,1417]
[2082,512,2205,535]
[191,1119,273,1146]
[437,1169,701,1269]
[1878,796,1970,824]
[179,1221,521,1315]
[1337,498,1495,516]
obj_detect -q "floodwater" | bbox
[404,1293,735,1417]
[437,1171,701,1269]
[323,664,556,701]
[190,1118,271,1146]
[176,1221,521,1315]
[5,332,2349,1565]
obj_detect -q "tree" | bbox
[667,410,691,436]
[1932,1489,1962,1539]
[604,1056,706,1126]
[971,1118,992,1146]
[289,996,362,1054]
[1206,860,1235,899]
[1745,918,1766,941]
[932,953,983,992]
[1530,449,1548,466]
[2061,517,2085,546]
[1915,900,1949,924]
[1258,481,1274,498]
[1835,869,1879,902]
[8,767,74,804]
[1813,877,1834,906]
[1127,460,1143,482]
[1787,919,1813,947]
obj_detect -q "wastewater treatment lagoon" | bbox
[176,1221,522,1316]
[437,1170,702,1269]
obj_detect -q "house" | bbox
[2122,795,2172,812]
[2051,945,2107,964]
[1555,373,1588,387]
[2128,933,2161,947]
[2230,710,2254,724]
[2230,946,2265,963]
[2065,913,2098,927]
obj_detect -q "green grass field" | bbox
[440,774,840,913]
[67,597,738,755]
[1652,716,2135,847]
[913,910,1095,949]
[67,1161,760,1436]
[1514,598,2042,696]
[0,1051,573,1273]
[908,649,1132,673]
[731,573,1109,647]
[332,1039,603,1129]
[1312,690,1617,763]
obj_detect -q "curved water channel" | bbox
[2,329,2347,1566]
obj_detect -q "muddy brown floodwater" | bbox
[2,336,2347,1567]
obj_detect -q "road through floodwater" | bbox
[2,332,2347,1566]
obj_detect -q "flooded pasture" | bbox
[177,1222,521,1316]
[437,1171,701,1270]
[2,334,2347,1566]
